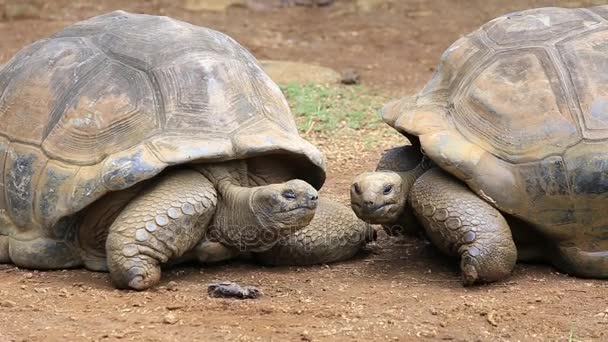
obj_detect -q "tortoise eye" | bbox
[282,190,297,200]
[383,185,393,195]
[352,183,362,195]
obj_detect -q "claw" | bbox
[461,258,480,286]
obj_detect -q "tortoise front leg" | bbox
[410,168,517,285]
[106,169,217,290]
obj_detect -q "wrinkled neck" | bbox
[210,180,282,253]
[397,156,435,196]
[382,157,434,234]
[212,180,259,235]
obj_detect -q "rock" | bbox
[260,60,341,85]
[300,331,312,341]
[166,304,184,310]
[181,0,244,12]
[163,312,179,325]
[287,0,334,6]
[416,329,437,338]
[407,10,433,18]
[207,281,262,299]
[245,0,334,10]
[486,311,499,327]
[355,0,392,12]
[0,300,16,307]
[341,69,360,85]
[242,0,278,11]
[166,281,178,292]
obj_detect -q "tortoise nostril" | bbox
[309,194,319,201]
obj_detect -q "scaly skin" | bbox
[351,145,517,285]
[409,168,517,285]
[208,179,318,253]
[106,169,217,290]
[373,145,430,236]
[254,198,376,265]
[106,165,319,290]
[351,146,431,230]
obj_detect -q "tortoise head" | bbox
[350,171,407,224]
[350,144,433,225]
[251,179,319,235]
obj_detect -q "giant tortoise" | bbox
[0,11,372,290]
[351,6,608,285]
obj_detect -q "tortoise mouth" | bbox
[271,204,317,223]
[370,202,397,216]
[352,201,400,223]
[376,202,396,212]
[279,206,316,214]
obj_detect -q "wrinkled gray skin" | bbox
[102,161,320,290]
[104,160,372,290]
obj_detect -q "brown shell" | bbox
[0,11,325,231]
[383,6,608,234]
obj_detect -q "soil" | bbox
[0,1,607,341]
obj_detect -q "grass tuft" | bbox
[280,82,386,135]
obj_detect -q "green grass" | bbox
[568,322,581,342]
[280,82,386,135]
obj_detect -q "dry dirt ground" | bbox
[0,1,607,341]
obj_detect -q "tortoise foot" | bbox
[410,168,517,286]
[555,243,608,278]
[110,254,161,291]
[106,169,217,290]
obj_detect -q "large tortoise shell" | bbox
[383,6,608,232]
[0,11,324,232]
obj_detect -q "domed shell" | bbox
[0,11,324,231]
[383,6,608,229]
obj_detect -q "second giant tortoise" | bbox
[0,11,373,290]
[351,6,608,285]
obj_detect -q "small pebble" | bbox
[163,312,178,325]
[166,281,178,292]
[166,304,184,311]
[300,330,312,341]
[208,281,262,299]
[0,300,16,307]
[341,69,360,85]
